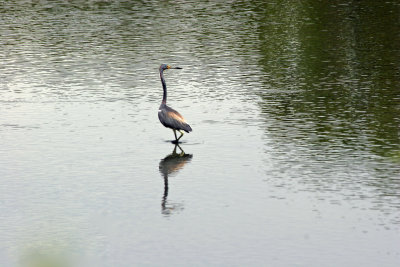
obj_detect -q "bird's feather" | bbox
[158,104,192,133]
[167,111,186,123]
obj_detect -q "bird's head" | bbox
[160,64,182,71]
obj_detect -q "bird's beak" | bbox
[167,65,182,69]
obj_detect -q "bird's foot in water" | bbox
[171,140,181,144]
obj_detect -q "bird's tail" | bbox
[182,123,192,133]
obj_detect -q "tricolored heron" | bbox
[158,64,192,143]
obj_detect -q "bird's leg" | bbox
[177,130,184,141]
[176,144,185,156]
[173,129,178,141]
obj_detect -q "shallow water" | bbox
[1,1,399,266]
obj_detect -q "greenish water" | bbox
[0,1,399,266]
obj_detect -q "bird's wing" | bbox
[164,106,187,123]
[159,105,192,132]
[167,110,187,124]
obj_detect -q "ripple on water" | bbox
[1,1,400,266]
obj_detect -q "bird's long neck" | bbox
[160,70,167,104]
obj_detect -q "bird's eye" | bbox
[167,65,171,69]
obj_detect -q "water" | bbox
[1,1,399,266]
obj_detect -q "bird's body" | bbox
[158,103,192,133]
[158,64,192,142]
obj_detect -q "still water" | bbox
[1,1,399,266]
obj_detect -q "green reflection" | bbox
[20,252,69,267]
[19,246,72,267]
[251,0,400,158]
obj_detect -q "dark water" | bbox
[1,1,399,266]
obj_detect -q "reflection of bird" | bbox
[159,144,193,216]
[158,64,192,143]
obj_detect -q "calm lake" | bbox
[1,1,399,266]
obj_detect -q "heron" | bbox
[158,64,192,143]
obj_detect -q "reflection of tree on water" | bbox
[159,144,192,216]
[242,1,400,209]
[253,0,400,158]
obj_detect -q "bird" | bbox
[158,64,192,143]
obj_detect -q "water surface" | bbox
[0,1,399,266]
